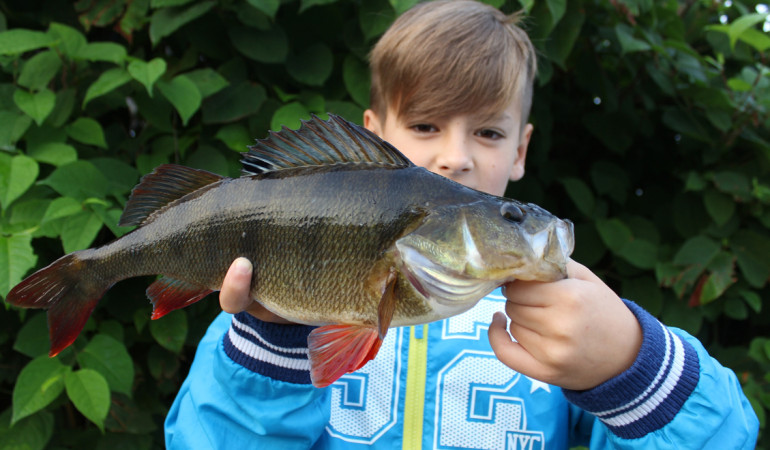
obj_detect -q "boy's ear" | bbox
[509,123,533,182]
[363,109,383,136]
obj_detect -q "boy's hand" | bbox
[488,260,643,391]
[220,257,294,324]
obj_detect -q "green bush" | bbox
[0,0,768,447]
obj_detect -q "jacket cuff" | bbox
[562,300,700,439]
[223,312,316,384]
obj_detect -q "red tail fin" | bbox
[6,252,109,356]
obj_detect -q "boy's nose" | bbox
[436,133,474,176]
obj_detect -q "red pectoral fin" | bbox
[147,276,213,319]
[307,324,383,388]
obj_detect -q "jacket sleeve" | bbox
[165,312,330,449]
[563,300,759,449]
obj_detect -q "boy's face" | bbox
[363,100,532,197]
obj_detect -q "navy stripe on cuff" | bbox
[562,300,700,439]
[223,312,316,384]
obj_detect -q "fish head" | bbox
[395,197,574,315]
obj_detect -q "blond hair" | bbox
[369,0,537,128]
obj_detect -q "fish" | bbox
[6,114,574,388]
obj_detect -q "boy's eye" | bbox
[476,129,504,140]
[411,123,437,133]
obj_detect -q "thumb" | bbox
[488,312,541,377]
[220,257,254,314]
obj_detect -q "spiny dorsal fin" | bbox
[241,114,413,175]
[119,164,223,227]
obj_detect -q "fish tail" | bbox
[6,250,111,356]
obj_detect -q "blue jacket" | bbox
[165,289,758,449]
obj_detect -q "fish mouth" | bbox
[529,220,574,269]
[397,245,500,311]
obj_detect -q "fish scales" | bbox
[6,114,574,387]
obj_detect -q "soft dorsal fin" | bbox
[241,114,413,175]
[119,164,223,227]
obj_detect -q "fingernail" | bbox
[233,257,252,274]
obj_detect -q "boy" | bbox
[165,1,758,448]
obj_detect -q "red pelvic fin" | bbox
[119,164,223,227]
[307,324,383,388]
[6,253,107,356]
[147,276,213,320]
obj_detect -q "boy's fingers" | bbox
[488,312,544,378]
[220,257,254,314]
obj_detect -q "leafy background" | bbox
[0,0,769,447]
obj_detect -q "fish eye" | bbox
[500,203,525,223]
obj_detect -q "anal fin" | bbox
[147,276,213,320]
[308,325,381,388]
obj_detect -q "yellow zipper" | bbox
[402,324,428,449]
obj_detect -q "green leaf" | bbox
[186,145,230,176]
[18,51,62,90]
[157,75,202,126]
[13,313,51,358]
[271,102,310,131]
[713,171,751,199]
[544,0,584,68]
[343,55,370,108]
[727,13,768,49]
[703,190,735,227]
[77,334,135,396]
[150,1,216,45]
[615,23,651,54]
[48,23,86,59]
[0,29,58,55]
[741,289,762,313]
[731,230,770,288]
[359,0,395,41]
[299,0,337,13]
[65,369,110,431]
[149,310,188,353]
[61,210,104,253]
[595,218,632,253]
[184,68,229,98]
[389,0,418,14]
[67,117,108,148]
[42,197,83,223]
[0,154,39,211]
[673,235,720,266]
[152,0,195,6]
[28,142,77,166]
[202,81,266,124]
[128,58,167,97]
[287,43,333,86]
[76,42,127,64]
[326,100,364,124]
[561,177,595,216]
[90,157,140,197]
[215,124,251,152]
[737,27,770,52]
[0,111,32,151]
[228,24,288,64]
[0,233,37,298]
[14,88,56,126]
[0,409,54,450]
[246,0,280,18]
[12,356,70,424]
[545,0,567,30]
[42,160,110,200]
[83,67,132,107]
[700,251,735,304]
[619,239,658,270]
